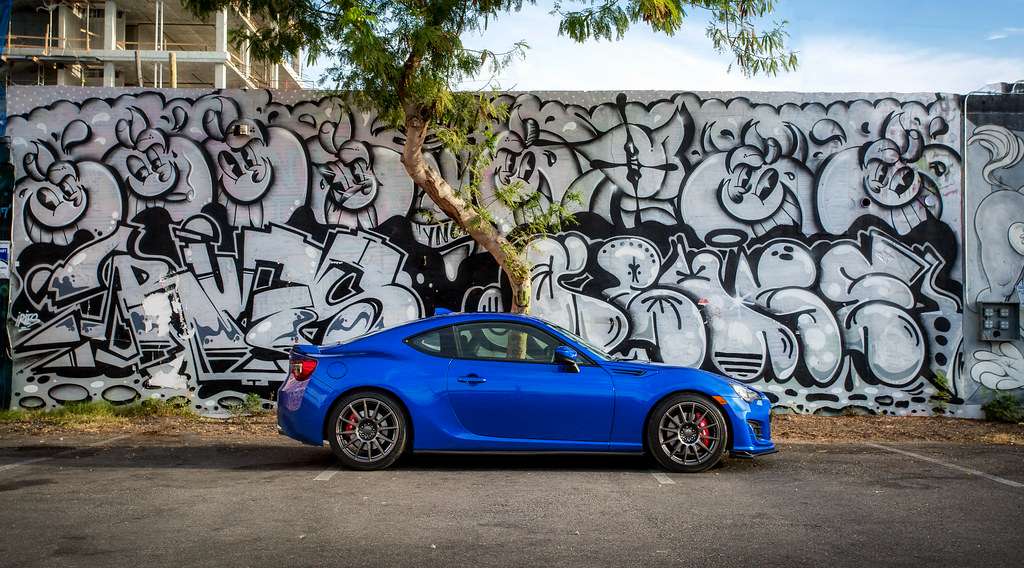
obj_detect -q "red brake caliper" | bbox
[696,413,711,447]
[344,411,358,437]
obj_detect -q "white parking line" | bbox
[865,442,1024,489]
[0,457,51,473]
[650,471,675,485]
[314,466,341,481]
[0,434,131,474]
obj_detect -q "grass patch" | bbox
[228,393,270,417]
[982,393,1024,424]
[0,398,198,428]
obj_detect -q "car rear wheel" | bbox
[647,393,728,473]
[327,392,408,470]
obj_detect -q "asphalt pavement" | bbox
[0,433,1021,568]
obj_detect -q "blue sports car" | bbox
[277,312,776,473]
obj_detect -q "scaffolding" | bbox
[4,0,305,89]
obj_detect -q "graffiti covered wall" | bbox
[963,93,1024,405]
[6,87,972,416]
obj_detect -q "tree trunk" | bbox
[400,112,532,315]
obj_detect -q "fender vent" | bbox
[611,369,646,376]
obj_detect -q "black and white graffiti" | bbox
[6,87,976,415]
[964,121,1024,394]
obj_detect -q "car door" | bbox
[445,321,614,442]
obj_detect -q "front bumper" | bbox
[723,394,776,457]
[731,447,778,459]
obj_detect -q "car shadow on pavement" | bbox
[0,439,766,473]
[398,452,655,472]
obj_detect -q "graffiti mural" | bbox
[6,87,972,415]
[963,108,1024,405]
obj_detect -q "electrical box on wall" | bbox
[979,302,1020,341]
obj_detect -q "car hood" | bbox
[603,360,748,390]
[604,359,720,376]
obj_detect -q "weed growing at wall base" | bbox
[0,399,199,428]
[228,393,271,417]
[931,370,954,414]
[982,394,1024,424]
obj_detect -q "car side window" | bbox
[406,326,457,357]
[454,323,561,363]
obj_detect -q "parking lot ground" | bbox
[0,433,1021,568]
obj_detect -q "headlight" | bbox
[731,383,761,402]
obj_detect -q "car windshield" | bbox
[546,321,618,361]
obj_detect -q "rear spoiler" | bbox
[290,344,320,356]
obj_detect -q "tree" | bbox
[184,0,797,315]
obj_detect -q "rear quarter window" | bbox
[405,327,456,357]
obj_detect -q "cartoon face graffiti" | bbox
[17,142,122,246]
[121,131,180,200]
[816,112,959,236]
[202,105,309,227]
[492,116,568,204]
[319,142,379,215]
[306,116,412,229]
[212,119,274,204]
[104,108,215,220]
[681,122,816,241]
[556,94,690,227]
[860,137,925,208]
[495,144,548,199]
[577,98,685,201]
[117,111,181,199]
[27,161,87,226]
[718,142,797,223]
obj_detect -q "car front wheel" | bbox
[647,393,728,473]
[327,391,408,470]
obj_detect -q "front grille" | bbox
[747,419,764,440]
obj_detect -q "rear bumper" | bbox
[277,405,324,446]
[277,376,329,446]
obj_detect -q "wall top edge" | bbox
[6,85,964,116]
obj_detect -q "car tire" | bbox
[646,393,728,473]
[327,391,408,471]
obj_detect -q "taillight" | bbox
[289,357,317,381]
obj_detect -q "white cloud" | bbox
[457,8,1024,93]
[988,27,1024,41]
[305,6,1024,94]
[738,36,1024,93]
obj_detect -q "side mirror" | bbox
[554,346,580,372]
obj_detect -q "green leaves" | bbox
[702,0,798,76]
[627,0,687,35]
[555,1,631,41]
[553,0,796,76]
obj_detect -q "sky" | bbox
[305,0,1024,93]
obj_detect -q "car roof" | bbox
[316,312,558,352]
[338,312,543,339]
[407,311,545,328]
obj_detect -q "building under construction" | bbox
[5,0,305,89]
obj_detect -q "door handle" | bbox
[457,374,487,385]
